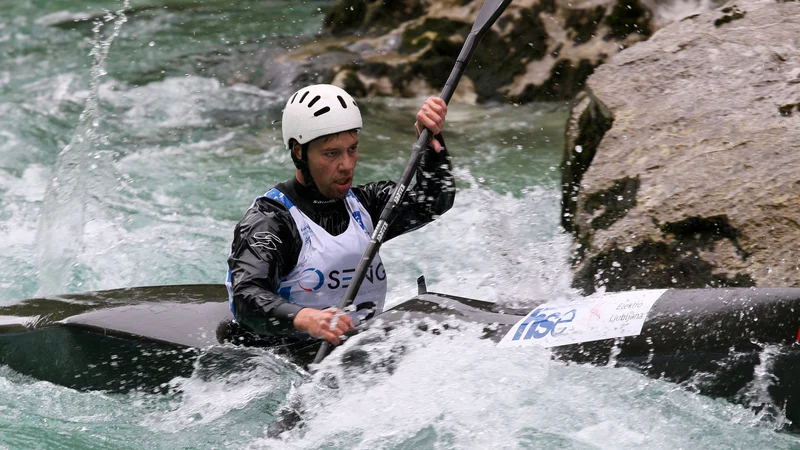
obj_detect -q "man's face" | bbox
[300,131,359,199]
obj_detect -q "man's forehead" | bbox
[315,133,358,150]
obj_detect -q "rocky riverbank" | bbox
[562,0,800,292]
[252,0,656,103]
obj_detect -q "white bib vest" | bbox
[227,187,387,326]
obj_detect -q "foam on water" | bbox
[141,349,304,430]
[34,2,130,296]
[3,1,800,447]
[241,322,800,449]
[382,180,576,309]
[0,165,49,299]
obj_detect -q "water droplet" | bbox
[148,41,155,47]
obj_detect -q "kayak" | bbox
[2,280,800,430]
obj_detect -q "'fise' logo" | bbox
[511,307,576,341]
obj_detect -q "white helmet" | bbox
[281,84,362,149]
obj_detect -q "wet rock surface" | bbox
[254,0,655,103]
[563,0,800,293]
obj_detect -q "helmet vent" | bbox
[307,95,321,108]
[299,91,310,104]
[337,96,347,109]
[352,100,357,107]
[313,106,331,117]
[290,92,298,104]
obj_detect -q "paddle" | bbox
[312,0,515,366]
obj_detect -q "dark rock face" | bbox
[324,0,429,36]
[257,0,656,103]
[563,0,800,293]
[604,0,653,39]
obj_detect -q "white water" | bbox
[35,2,130,296]
[2,1,799,448]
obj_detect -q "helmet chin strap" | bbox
[291,142,317,191]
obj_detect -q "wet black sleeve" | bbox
[353,134,455,241]
[227,197,304,335]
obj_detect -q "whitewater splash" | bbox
[35,2,130,295]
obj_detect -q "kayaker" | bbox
[226,84,454,346]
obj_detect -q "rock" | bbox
[45,0,726,105]
[252,0,656,103]
[324,0,428,36]
[563,0,800,293]
[250,43,365,99]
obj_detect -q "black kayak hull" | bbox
[2,284,800,429]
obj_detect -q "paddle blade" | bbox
[472,0,514,34]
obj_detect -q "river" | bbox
[0,1,797,448]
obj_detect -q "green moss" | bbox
[604,0,653,40]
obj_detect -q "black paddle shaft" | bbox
[312,0,514,365]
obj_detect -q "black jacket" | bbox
[228,139,455,336]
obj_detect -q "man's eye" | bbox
[349,147,358,154]
[325,152,337,157]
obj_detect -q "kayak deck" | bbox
[2,284,800,431]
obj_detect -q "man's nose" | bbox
[339,152,356,171]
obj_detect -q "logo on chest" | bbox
[300,225,312,245]
[296,263,386,291]
[351,211,366,231]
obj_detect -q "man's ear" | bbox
[291,141,303,160]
